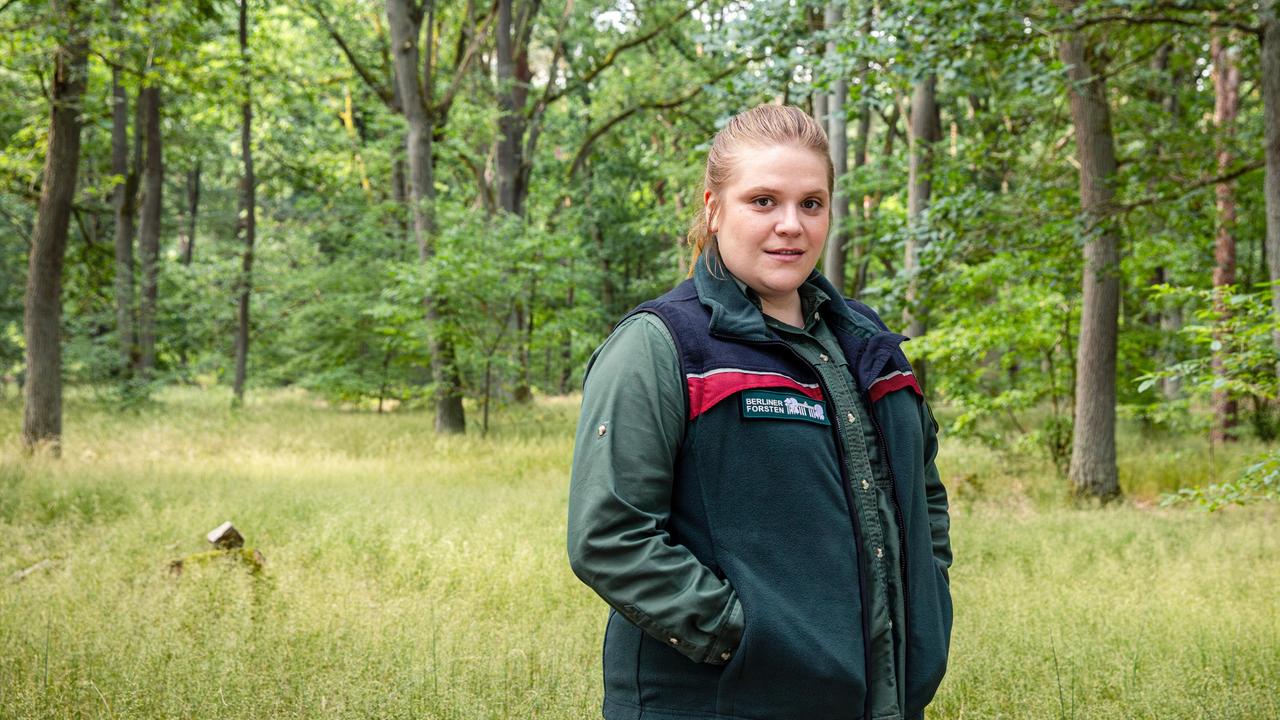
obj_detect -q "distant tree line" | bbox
[2,0,1278,501]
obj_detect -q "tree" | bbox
[135,77,162,376]
[821,0,850,293]
[1263,0,1280,380]
[110,0,139,377]
[232,0,255,404]
[903,72,938,391]
[22,0,90,454]
[1058,3,1122,501]
[1211,30,1240,442]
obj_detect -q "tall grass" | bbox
[0,388,1276,718]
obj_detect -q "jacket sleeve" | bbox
[920,399,952,582]
[567,312,744,665]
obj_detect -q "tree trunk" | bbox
[387,0,465,432]
[136,82,162,377]
[179,162,199,265]
[1059,13,1122,502]
[110,64,137,376]
[904,73,938,391]
[1211,32,1239,443]
[822,2,849,294]
[1263,0,1280,381]
[232,0,255,405]
[23,0,89,454]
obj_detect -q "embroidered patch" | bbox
[740,389,831,425]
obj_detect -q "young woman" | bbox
[567,104,952,720]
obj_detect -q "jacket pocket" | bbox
[904,560,953,715]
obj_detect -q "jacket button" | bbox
[876,547,884,559]
[668,637,680,646]
[720,650,732,661]
[861,479,870,490]
[819,353,829,363]
[846,412,855,423]
[597,424,607,437]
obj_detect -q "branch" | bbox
[433,0,498,120]
[566,54,759,180]
[1070,11,1259,36]
[1110,158,1264,217]
[545,0,708,106]
[301,0,396,109]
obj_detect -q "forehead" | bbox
[723,143,829,194]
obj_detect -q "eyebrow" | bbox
[740,185,828,198]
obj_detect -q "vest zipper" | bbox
[714,332,875,720]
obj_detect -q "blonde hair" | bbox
[687,104,834,276]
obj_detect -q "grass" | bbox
[0,387,1276,718]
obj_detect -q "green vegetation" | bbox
[2,390,1276,718]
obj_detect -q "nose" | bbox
[775,203,802,237]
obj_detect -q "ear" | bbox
[704,190,718,233]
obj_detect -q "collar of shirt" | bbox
[728,273,832,336]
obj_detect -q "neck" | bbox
[760,291,803,328]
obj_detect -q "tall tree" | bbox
[822,0,850,293]
[179,162,199,265]
[136,78,162,376]
[1058,5,1121,501]
[1211,31,1239,442]
[232,0,255,404]
[904,72,938,390]
[110,1,139,376]
[386,0,466,432]
[1263,0,1280,380]
[22,0,90,454]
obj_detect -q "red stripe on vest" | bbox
[687,372,824,420]
[867,371,922,403]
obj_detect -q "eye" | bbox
[751,196,775,207]
[802,198,823,210]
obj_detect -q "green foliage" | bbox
[1161,447,1280,512]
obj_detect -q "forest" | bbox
[1,0,1279,716]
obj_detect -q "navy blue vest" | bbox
[599,277,951,720]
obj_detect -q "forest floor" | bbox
[0,388,1277,719]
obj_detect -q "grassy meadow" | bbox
[0,388,1277,719]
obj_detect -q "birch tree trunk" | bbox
[23,0,89,454]
[1059,12,1122,501]
[1211,32,1239,443]
[232,0,255,405]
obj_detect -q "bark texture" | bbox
[1211,32,1239,443]
[136,83,162,376]
[23,0,90,454]
[1059,16,1122,501]
[386,0,465,432]
[821,1,850,294]
[180,162,200,265]
[232,0,255,404]
[904,73,938,391]
[1263,0,1280,380]
[110,65,137,375]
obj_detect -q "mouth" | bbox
[764,247,806,260]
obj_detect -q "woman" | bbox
[567,104,952,720]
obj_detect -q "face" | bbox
[705,143,830,308]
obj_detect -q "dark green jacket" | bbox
[568,258,952,720]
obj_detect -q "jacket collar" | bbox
[692,250,881,341]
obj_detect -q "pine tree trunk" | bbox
[1211,32,1239,443]
[232,0,255,405]
[821,2,849,294]
[110,65,137,376]
[1059,14,1122,502]
[1262,0,1280,381]
[136,83,162,376]
[387,0,465,432]
[23,0,89,454]
[904,73,939,391]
